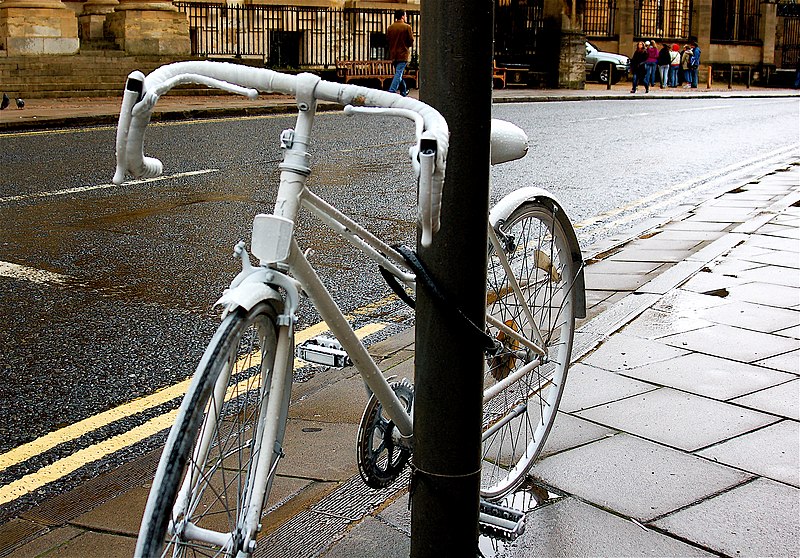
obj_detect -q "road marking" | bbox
[0,410,179,506]
[0,169,219,204]
[0,321,387,505]
[0,261,72,286]
[574,144,800,231]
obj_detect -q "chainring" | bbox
[356,378,414,489]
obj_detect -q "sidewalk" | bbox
[0,87,798,558]
[1,82,798,132]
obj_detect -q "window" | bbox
[711,0,761,43]
[585,0,617,37]
[635,0,692,39]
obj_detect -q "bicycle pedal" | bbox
[295,336,352,368]
[478,499,525,541]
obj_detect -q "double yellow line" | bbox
[0,318,388,506]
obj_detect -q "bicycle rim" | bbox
[136,302,289,557]
[481,201,577,500]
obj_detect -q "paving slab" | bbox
[581,260,665,275]
[620,307,713,340]
[557,363,656,413]
[538,412,615,459]
[493,497,714,558]
[759,222,800,240]
[662,323,799,363]
[690,206,760,222]
[731,376,800,420]
[698,299,800,333]
[653,478,800,558]
[745,233,800,253]
[583,271,651,291]
[530,434,752,522]
[650,287,731,313]
[277,419,359,482]
[754,348,800,374]
[776,323,800,339]
[575,387,779,451]
[737,264,800,287]
[697,420,800,486]
[726,281,800,308]
[25,529,135,557]
[289,372,371,423]
[580,333,689,372]
[320,515,409,558]
[618,351,796,400]
[606,247,692,264]
[71,485,149,536]
[5,525,84,558]
[679,268,749,294]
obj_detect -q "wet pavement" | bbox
[1,82,798,132]
[0,85,798,557]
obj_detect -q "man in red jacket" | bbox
[386,10,414,96]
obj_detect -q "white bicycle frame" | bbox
[116,61,584,553]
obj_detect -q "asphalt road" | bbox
[0,97,797,515]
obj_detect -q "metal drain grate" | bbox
[20,449,159,526]
[0,519,48,558]
[257,472,410,558]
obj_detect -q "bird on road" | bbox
[0,93,9,110]
[15,98,24,109]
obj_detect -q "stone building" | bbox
[1,0,798,94]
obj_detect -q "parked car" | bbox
[585,41,629,84]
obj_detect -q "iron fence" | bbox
[175,2,419,69]
[493,0,546,66]
[710,0,761,43]
[635,0,693,40]
[584,0,617,37]
[778,2,800,68]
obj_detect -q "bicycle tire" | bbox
[135,301,291,557]
[480,200,577,500]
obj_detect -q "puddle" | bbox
[478,479,562,557]
[702,287,729,298]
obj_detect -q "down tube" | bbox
[287,239,414,438]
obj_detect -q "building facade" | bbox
[1,0,797,87]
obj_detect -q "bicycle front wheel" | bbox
[481,200,578,500]
[136,301,291,557]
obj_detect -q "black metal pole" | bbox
[410,1,493,556]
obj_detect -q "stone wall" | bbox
[0,2,79,55]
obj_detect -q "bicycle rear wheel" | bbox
[481,200,577,500]
[135,301,291,557]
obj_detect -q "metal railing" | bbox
[710,0,761,43]
[176,2,420,69]
[635,0,693,40]
[493,0,546,66]
[779,2,800,68]
[584,0,617,37]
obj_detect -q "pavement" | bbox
[0,82,798,557]
[1,82,798,132]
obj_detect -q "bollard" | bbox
[607,64,612,90]
[729,64,733,89]
[708,65,713,89]
[747,65,751,89]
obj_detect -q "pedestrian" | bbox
[386,9,413,96]
[630,41,648,93]
[645,40,659,89]
[690,40,701,88]
[681,44,693,88]
[669,43,681,87]
[657,42,671,88]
